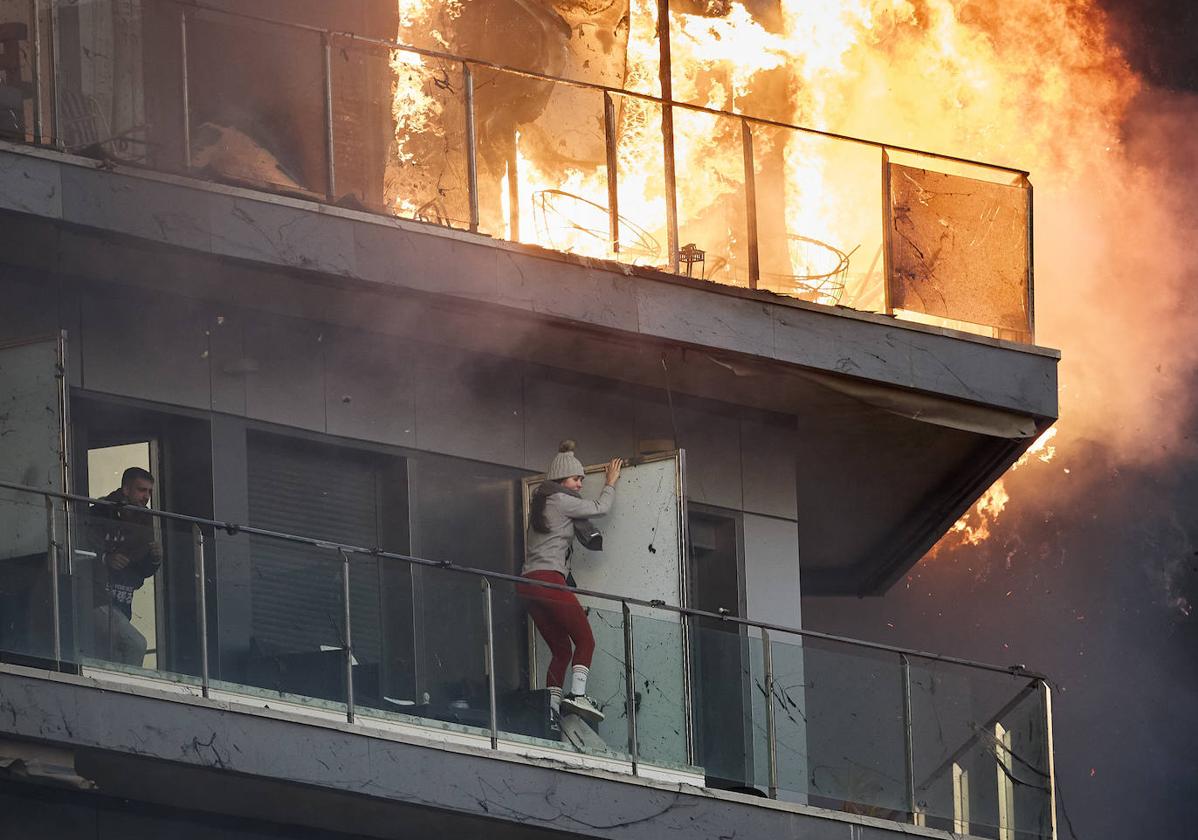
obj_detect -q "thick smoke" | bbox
[815,0,1197,461]
[800,4,1198,836]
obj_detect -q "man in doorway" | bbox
[87,467,161,666]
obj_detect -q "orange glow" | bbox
[387,1,1168,548]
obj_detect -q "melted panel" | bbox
[887,163,1030,335]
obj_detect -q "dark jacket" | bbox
[88,489,161,617]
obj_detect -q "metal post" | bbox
[339,549,354,723]
[603,91,620,256]
[657,0,679,272]
[180,7,191,169]
[48,0,59,149]
[901,654,918,823]
[482,578,498,749]
[321,32,336,203]
[463,62,480,233]
[1024,175,1035,341]
[741,119,760,289]
[506,145,520,241]
[621,602,639,774]
[45,495,62,667]
[761,628,778,799]
[1040,679,1059,840]
[30,0,43,142]
[192,524,209,698]
[880,149,893,315]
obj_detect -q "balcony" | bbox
[1,0,1034,343]
[0,479,1056,839]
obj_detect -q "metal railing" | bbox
[5,0,1036,342]
[0,477,1056,837]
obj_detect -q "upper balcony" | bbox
[1,0,1035,343]
[0,0,1058,599]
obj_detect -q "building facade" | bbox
[0,2,1058,839]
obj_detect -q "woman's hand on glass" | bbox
[604,457,623,486]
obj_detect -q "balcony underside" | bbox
[0,143,1058,594]
[0,664,965,840]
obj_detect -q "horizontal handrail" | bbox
[2,477,1044,679]
[171,0,1029,178]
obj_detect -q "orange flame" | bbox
[387,2,1191,551]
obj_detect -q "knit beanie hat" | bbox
[547,440,586,480]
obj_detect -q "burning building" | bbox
[0,1,1060,839]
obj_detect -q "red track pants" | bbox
[518,570,596,689]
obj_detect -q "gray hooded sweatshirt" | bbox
[522,483,615,577]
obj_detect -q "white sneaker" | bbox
[561,694,604,724]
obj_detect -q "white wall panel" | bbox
[743,514,801,627]
[741,415,798,520]
[743,513,805,803]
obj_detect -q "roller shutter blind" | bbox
[246,433,382,663]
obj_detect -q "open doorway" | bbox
[72,394,213,675]
[86,441,162,669]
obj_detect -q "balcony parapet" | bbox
[0,480,1057,839]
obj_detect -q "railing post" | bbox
[321,31,336,203]
[1024,174,1035,341]
[463,62,480,233]
[482,577,498,749]
[1040,679,1058,840]
[30,0,42,142]
[192,524,208,698]
[901,654,918,824]
[761,627,778,799]
[621,601,639,774]
[741,119,760,289]
[880,149,893,315]
[339,548,354,723]
[603,91,620,256]
[657,0,680,272]
[48,0,60,149]
[179,6,191,169]
[44,495,62,668]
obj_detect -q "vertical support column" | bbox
[192,524,209,698]
[339,549,354,723]
[45,495,62,668]
[321,31,337,203]
[621,602,639,774]
[901,654,919,824]
[482,578,498,749]
[48,0,60,149]
[1024,174,1035,341]
[880,149,893,315]
[179,7,191,169]
[603,91,620,256]
[741,119,760,289]
[762,627,778,799]
[506,145,520,241]
[657,0,679,272]
[1040,679,1058,840]
[463,62,480,233]
[30,0,42,142]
